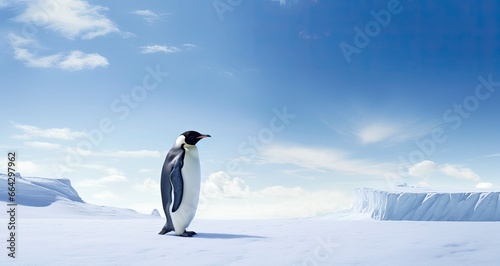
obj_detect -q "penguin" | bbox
[159,130,211,237]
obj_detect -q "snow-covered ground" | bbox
[1,174,500,265]
[2,214,500,265]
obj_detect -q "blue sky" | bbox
[1,0,500,219]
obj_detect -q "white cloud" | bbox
[8,33,109,70]
[91,191,120,201]
[407,160,481,182]
[198,172,352,219]
[440,164,480,181]
[100,150,162,158]
[97,175,128,183]
[323,116,446,148]
[130,9,164,24]
[271,0,288,5]
[201,171,250,199]
[138,168,152,174]
[132,178,159,193]
[417,181,431,188]
[183,43,196,48]
[257,185,303,197]
[2,159,57,178]
[198,192,349,219]
[12,122,86,140]
[24,141,62,150]
[15,0,118,39]
[131,9,157,17]
[8,33,61,67]
[76,164,123,176]
[120,31,136,38]
[140,44,181,54]
[58,50,109,70]
[77,174,128,188]
[476,182,494,189]
[260,145,398,178]
[221,70,235,77]
[408,160,437,178]
[17,161,41,175]
[7,32,35,47]
[357,124,397,144]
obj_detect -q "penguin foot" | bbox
[179,230,197,237]
[158,228,172,235]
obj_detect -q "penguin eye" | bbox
[189,135,195,140]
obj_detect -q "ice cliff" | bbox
[352,188,500,221]
[0,173,83,206]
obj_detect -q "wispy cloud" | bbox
[271,0,288,5]
[183,43,196,48]
[476,182,494,189]
[270,0,302,7]
[24,141,62,150]
[440,164,480,181]
[8,33,109,70]
[260,144,398,178]
[18,160,42,175]
[140,44,181,54]
[98,150,163,158]
[322,114,445,146]
[15,0,118,39]
[138,169,152,174]
[12,122,86,140]
[130,9,165,24]
[58,50,109,71]
[76,163,123,176]
[91,191,120,201]
[77,174,128,188]
[0,159,44,176]
[132,178,159,193]
[408,160,437,178]
[408,160,481,181]
[357,124,398,144]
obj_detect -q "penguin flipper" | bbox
[170,155,184,213]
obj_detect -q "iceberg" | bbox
[352,188,500,221]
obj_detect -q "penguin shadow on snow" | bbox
[163,232,266,239]
[192,232,267,239]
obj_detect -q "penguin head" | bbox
[181,130,211,145]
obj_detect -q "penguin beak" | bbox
[197,134,211,139]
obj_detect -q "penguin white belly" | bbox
[171,145,201,235]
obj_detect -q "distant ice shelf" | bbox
[352,188,500,221]
[0,173,158,218]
